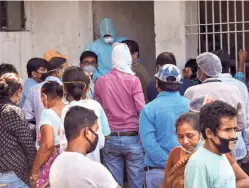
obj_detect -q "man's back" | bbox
[139,91,189,167]
[185,147,236,188]
[184,78,246,130]
[95,69,145,131]
[50,152,118,188]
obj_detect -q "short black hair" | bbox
[26,58,48,78]
[64,106,98,141]
[0,63,18,77]
[175,112,200,133]
[157,77,181,92]
[185,58,197,77]
[62,66,90,100]
[48,57,67,75]
[121,40,139,57]
[41,81,63,99]
[200,101,237,139]
[80,51,98,64]
[156,52,176,66]
[211,49,230,73]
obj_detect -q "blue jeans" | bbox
[102,135,144,188]
[145,169,165,188]
[0,171,28,188]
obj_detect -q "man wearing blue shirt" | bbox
[139,64,189,188]
[19,58,48,108]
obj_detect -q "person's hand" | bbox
[202,95,215,105]
[182,67,193,80]
[239,49,248,64]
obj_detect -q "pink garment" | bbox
[37,148,60,188]
[95,69,145,131]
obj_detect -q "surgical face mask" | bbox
[197,69,203,83]
[85,128,99,154]
[83,65,97,76]
[213,135,238,154]
[104,36,114,44]
[180,138,202,154]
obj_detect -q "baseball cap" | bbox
[155,64,181,83]
[43,50,68,62]
[196,52,222,77]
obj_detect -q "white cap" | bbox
[196,52,222,77]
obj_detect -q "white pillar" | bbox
[154,1,198,70]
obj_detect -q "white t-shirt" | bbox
[50,152,118,188]
[184,147,236,188]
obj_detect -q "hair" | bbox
[121,40,139,57]
[0,73,22,98]
[156,52,176,66]
[211,49,230,73]
[41,81,63,99]
[157,77,181,92]
[80,51,98,64]
[64,106,98,141]
[62,66,90,101]
[185,58,197,78]
[47,57,67,76]
[175,112,200,133]
[26,58,48,78]
[199,100,237,139]
[0,63,18,77]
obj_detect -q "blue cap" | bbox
[155,64,181,83]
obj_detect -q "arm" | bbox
[161,149,175,188]
[99,105,111,136]
[139,108,167,166]
[235,49,248,82]
[31,125,54,175]
[11,108,36,168]
[22,89,35,121]
[184,163,209,188]
[132,78,145,114]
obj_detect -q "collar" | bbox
[157,91,180,98]
[202,77,221,84]
[45,76,62,85]
[0,96,16,105]
[219,73,232,78]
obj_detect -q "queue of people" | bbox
[0,17,249,188]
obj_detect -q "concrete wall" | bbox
[92,1,156,76]
[154,1,187,70]
[0,1,93,79]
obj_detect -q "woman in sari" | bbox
[161,96,249,188]
[30,81,65,188]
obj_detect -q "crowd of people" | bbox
[0,17,249,188]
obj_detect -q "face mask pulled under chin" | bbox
[213,135,238,154]
[180,138,202,154]
[85,128,99,154]
[103,36,114,44]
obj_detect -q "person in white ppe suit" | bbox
[85,18,127,81]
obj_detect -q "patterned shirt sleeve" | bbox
[10,106,37,167]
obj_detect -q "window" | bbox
[0,1,25,31]
[185,0,249,82]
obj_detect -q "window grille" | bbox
[185,0,249,82]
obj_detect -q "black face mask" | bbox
[85,128,99,154]
[40,72,48,81]
[212,135,238,154]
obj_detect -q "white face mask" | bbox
[180,138,202,154]
[104,36,114,44]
